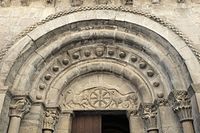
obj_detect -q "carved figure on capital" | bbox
[43,109,59,131]
[140,103,158,132]
[9,97,31,118]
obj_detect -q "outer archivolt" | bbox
[0,5,199,63]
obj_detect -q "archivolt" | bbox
[45,60,154,106]
[0,5,200,63]
[0,17,198,99]
[2,26,190,106]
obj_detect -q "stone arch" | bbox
[0,8,199,133]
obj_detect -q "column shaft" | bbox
[7,117,21,133]
[129,115,144,133]
[171,90,195,133]
[56,113,73,133]
[182,121,195,133]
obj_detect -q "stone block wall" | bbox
[0,0,200,54]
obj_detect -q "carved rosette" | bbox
[141,103,158,132]
[9,97,31,118]
[172,90,192,122]
[43,109,59,131]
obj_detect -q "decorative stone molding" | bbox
[171,90,192,122]
[43,109,59,131]
[9,97,31,118]
[61,87,139,111]
[140,103,158,132]
[1,6,199,64]
[35,43,162,102]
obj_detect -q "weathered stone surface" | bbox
[0,1,200,133]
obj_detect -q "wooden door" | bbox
[72,114,101,133]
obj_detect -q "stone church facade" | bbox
[0,0,200,133]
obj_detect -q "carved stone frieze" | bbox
[43,109,59,131]
[140,103,158,132]
[62,87,139,110]
[9,97,31,118]
[171,90,192,122]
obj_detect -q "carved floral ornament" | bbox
[61,87,139,111]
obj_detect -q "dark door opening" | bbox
[72,111,130,133]
[102,114,130,133]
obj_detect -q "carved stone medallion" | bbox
[89,88,111,108]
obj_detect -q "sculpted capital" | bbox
[140,103,158,132]
[141,103,157,119]
[9,97,31,118]
[171,90,192,122]
[43,109,59,131]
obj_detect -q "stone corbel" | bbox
[140,103,158,133]
[43,108,59,133]
[8,96,31,133]
[170,90,195,133]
